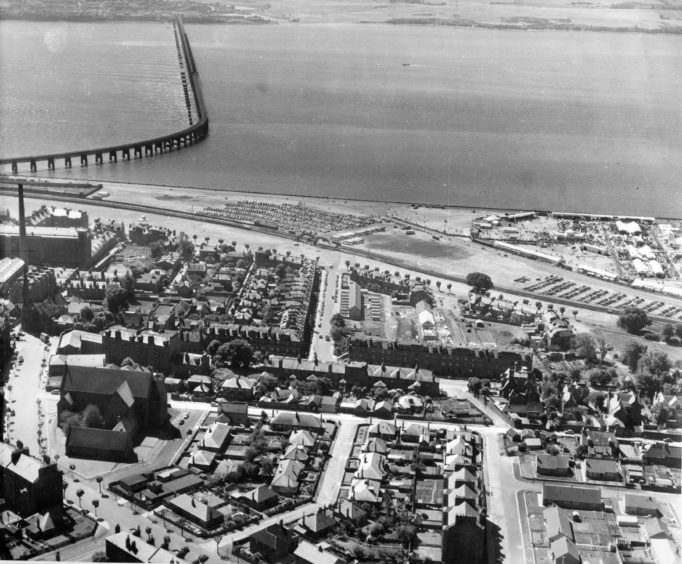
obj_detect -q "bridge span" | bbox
[0,16,208,174]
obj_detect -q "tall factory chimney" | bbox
[17,183,28,303]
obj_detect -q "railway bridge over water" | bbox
[0,15,208,174]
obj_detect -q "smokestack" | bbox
[18,183,29,304]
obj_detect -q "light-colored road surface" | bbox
[5,334,49,455]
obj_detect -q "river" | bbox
[1,21,681,217]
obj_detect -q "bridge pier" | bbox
[30,160,37,172]
[145,145,153,156]
[109,151,117,163]
[122,148,130,161]
[65,157,72,169]
[80,154,88,167]
[11,162,18,174]
[135,146,143,159]
[48,158,55,170]
[95,153,103,165]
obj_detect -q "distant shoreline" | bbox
[6,175,680,221]
[1,14,681,35]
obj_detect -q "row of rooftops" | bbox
[267,355,436,382]
[206,323,301,342]
[348,334,531,358]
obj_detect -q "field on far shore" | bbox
[229,0,682,30]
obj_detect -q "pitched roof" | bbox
[543,484,602,507]
[302,511,337,533]
[167,493,220,525]
[337,500,366,521]
[354,452,386,481]
[272,412,322,429]
[550,536,580,562]
[202,423,231,451]
[537,454,571,470]
[251,523,295,552]
[242,485,278,504]
[448,501,479,518]
[283,444,309,462]
[544,505,573,541]
[67,427,133,453]
[289,430,316,447]
[62,365,154,399]
[363,437,388,454]
[585,458,620,474]
[189,450,216,469]
[294,540,345,564]
[0,444,48,483]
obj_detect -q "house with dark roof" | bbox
[218,401,250,427]
[271,412,323,434]
[585,458,621,482]
[643,443,682,469]
[537,454,571,477]
[0,445,63,518]
[235,485,278,510]
[220,376,255,401]
[250,523,297,563]
[624,494,660,517]
[542,484,602,511]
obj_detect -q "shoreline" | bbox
[1,15,681,35]
[9,175,682,222]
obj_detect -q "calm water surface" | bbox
[1,22,680,216]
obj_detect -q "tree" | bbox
[467,377,482,397]
[662,324,675,342]
[96,475,103,495]
[466,272,493,293]
[149,241,164,259]
[76,488,85,508]
[330,313,346,328]
[104,283,128,314]
[651,403,670,426]
[330,326,346,343]
[397,524,418,546]
[92,499,99,517]
[639,350,671,376]
[82,404,105,429]
[447,283,452,293]
[217,339,254,369]
[618,307,649,334]
[206,339,221,356]
[587,367,617,388]
[573,333,598,363]
[623,341,647,372]
[91,552,109,562]
[80,306,94,323]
